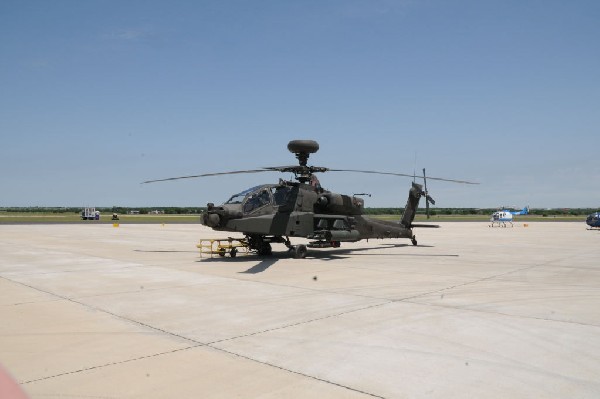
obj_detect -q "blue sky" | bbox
[1,0,599,208]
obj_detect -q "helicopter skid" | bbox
[489,221,513,228]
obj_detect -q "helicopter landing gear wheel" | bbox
[230,248,237,258]
[257,242,272,256]
[247,235,273,256]
[217,247,226,257]
[293,244,307,259]
[411,236,417,246]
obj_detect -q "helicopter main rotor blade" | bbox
[141,169,274,184]
[143,165,479,185]
[327,169,479,185]
[262,165,329,173]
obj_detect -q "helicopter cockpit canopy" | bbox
[243,188,272,213]
[225,185,262,205]
[225,184,294,214]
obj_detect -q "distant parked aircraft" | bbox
[489,206,529,227]
[586,212,600,229]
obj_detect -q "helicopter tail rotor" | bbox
[422,168,436,219]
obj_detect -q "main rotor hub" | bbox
[288,140,319,166]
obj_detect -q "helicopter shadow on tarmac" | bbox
[196,243,450,274]
[196,252,283,273]
[134,250,199,253]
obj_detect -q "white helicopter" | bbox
[489,206,529,227]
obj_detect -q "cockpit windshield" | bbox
[225,185,262,204]
[243,188,272,213]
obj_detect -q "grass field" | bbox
[0,212,587,224]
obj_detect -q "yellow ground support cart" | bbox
[197,238,249,258]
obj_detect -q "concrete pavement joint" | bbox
[211,346,386,399]
[1,275,205,346]
[2,275,387,398]
[405,300,600,328]
[20,345,201,385]
[207,301,391,346]
[397,262,554,303]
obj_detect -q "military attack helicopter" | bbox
[143,140,478,258]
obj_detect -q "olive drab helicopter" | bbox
[143,140,478,258]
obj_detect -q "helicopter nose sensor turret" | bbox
[201,202,244,228]
[202,212,221,227]
[201,203,223,227]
